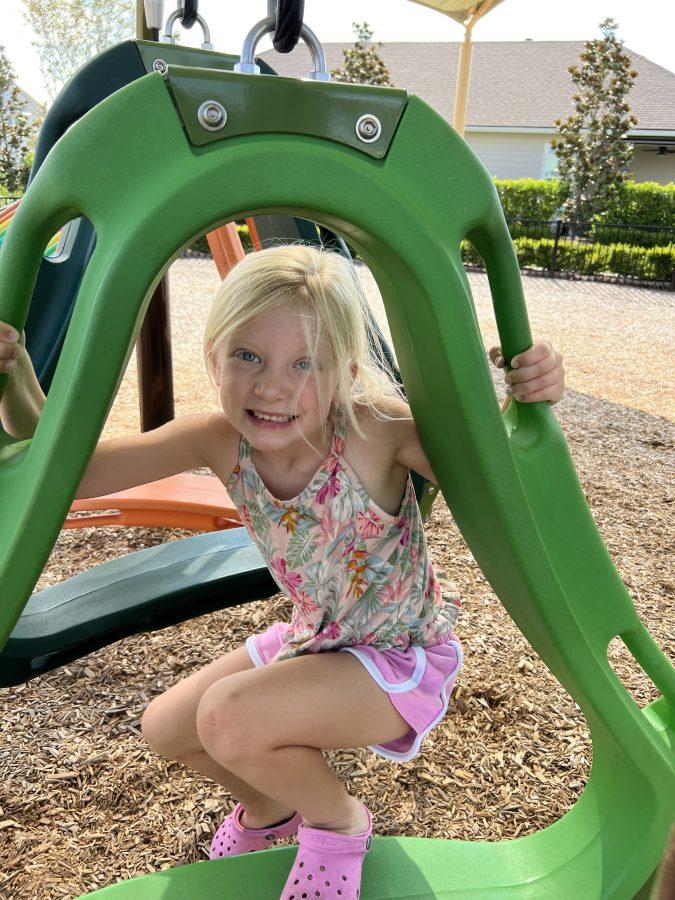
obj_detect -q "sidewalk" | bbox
[359,266,674,422]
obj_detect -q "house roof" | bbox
[259,40,675,135]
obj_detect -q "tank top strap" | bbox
[330,402,348,453]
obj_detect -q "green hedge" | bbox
[598,182,675,230]
[494,179,563,220]
[461,237,675,284]
[494,178,674,235]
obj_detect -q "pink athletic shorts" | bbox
[246,622,463,762]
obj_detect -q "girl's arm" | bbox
[0,320,236,501]
[74,413,226,500]
[392,340,566,482]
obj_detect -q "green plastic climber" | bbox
[0,13,673,900]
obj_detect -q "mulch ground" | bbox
[0,263,672,899]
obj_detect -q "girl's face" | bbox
[213,305,339,458]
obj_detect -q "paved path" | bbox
[359,267,674,422]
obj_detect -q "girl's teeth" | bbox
[252,412,294,423]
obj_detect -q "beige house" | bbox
[261,40,675,185]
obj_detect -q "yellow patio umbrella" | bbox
[410,1,508,136]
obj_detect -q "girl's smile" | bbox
[246,409,299,428]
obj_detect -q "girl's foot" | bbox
[280,802,372,899]
[209,802,303,859]
[303,795,370,836]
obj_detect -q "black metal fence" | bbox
[463,219,675,289]
[1,196,20,207]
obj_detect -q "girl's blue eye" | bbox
[296,359,312,371]
[238,351,258,362]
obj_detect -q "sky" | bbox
[3,0,673,104]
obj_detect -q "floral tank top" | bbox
[225,404,461,661]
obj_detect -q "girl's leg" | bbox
[195,652,411,836]
[141,643,295,827]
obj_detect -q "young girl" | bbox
[0,245,564,899]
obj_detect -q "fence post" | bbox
[549,219,563,274]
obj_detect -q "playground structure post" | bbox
[136,0,175,430]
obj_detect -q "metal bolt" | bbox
[355,114,382,144]
[198,101,227,132]
[426,485,436,494]
[152,58,168,74]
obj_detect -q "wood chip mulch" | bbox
[0,263,672,899]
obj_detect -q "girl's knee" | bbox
[196,680,253,762]
[141,693,195,761]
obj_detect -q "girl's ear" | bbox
[206,339,221,386]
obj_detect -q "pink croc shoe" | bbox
[209,803,303,859]
[280,804,372,899]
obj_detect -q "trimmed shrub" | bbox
[463,235,675,283]
[494,179,563,221]
[494,179,674,247]
[598,181,675,230]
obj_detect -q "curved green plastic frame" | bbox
[0,69,673,898]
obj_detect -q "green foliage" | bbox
[331,23,393,87]
[22,0,135,101]
[461,236,674,283]
[0,46,36,193]
[494,178,673,245]
[551,18,639,225]
[494,179,564,220]
[596,181,675,231]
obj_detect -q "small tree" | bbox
[23,0,134,101]
[551,18,638,226]
[0,46,35,194]
[331,23,393,87]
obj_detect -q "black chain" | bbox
[273,0,305,53]
[179,0,198,29]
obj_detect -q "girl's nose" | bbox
[253,372,287,400]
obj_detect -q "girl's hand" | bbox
[0,323,25,375]
[489,340,565,405]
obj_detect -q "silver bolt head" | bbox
[152,58,168,74]
[197,101,227,132]
[355,114,382,143]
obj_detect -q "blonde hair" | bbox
[203,244,405,440]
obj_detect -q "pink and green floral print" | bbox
[226,405,461,662]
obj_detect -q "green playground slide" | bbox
[0,65,672,898]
